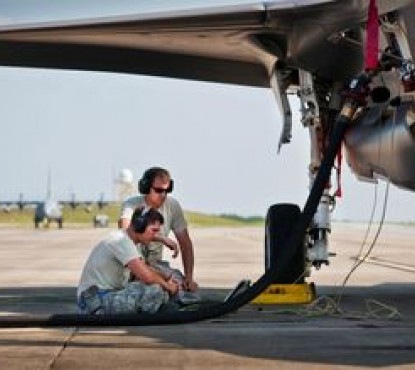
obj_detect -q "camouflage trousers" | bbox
[79,281,169,315]
[151,261,201,305]
[151,261,185,283]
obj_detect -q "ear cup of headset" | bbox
[131,211,148,233]
[138,168,158,194]
[138,176,151,194]
[167,179,174,193]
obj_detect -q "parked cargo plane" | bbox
[0,173,112,228]
[0,0,414,279]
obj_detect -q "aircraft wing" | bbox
[0,199,40,211]
[59,194,116,210]
[0,200,39,206]
[0,196,115,211]
[0,0,413,87]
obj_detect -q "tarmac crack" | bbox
[47,327,77,369]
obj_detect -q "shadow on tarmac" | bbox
[1,284,415,367]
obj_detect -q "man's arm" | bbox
[127,258,178,295]
[154,235,179,258]
[174,228,198,291]
[118,198,137,229]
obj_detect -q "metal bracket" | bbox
[270,67,292,152]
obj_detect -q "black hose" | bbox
[0,114,351,328]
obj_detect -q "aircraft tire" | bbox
[265,203,305,284]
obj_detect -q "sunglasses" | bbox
[151,187,172,194]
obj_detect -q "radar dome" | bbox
[118,168,133,184]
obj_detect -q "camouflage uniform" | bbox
[77,230,170,315]
[103,281,168,314]
[79,281,169,315]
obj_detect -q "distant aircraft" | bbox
[0,0,414,278]
[0,172,113,228]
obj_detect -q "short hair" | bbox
[130,206,164,233]
[138,167,172,194]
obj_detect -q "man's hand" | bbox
[165,277,180,296]
[183,277,198,292]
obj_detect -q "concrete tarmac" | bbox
[0,223,415,369]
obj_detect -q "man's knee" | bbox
[140,283,169,313]
[104,282,168,314]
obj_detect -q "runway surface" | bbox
[0,223,415,369]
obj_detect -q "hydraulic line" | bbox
[0,108,353,328]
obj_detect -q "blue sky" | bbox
[1,0,415,222]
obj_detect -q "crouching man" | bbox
[77,207,179,314]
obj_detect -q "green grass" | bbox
[0,204,122,228]
[186,211,264,227]
[0,205,264,228]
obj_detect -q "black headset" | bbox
[131,208,148,233]
[138,167,174,194]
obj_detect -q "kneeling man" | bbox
[77,207,179,314]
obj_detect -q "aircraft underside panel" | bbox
[0,1,413,86]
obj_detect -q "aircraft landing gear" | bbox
[252,203,314,305]
[265,203,305,284]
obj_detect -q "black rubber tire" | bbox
[265,203,305,284]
